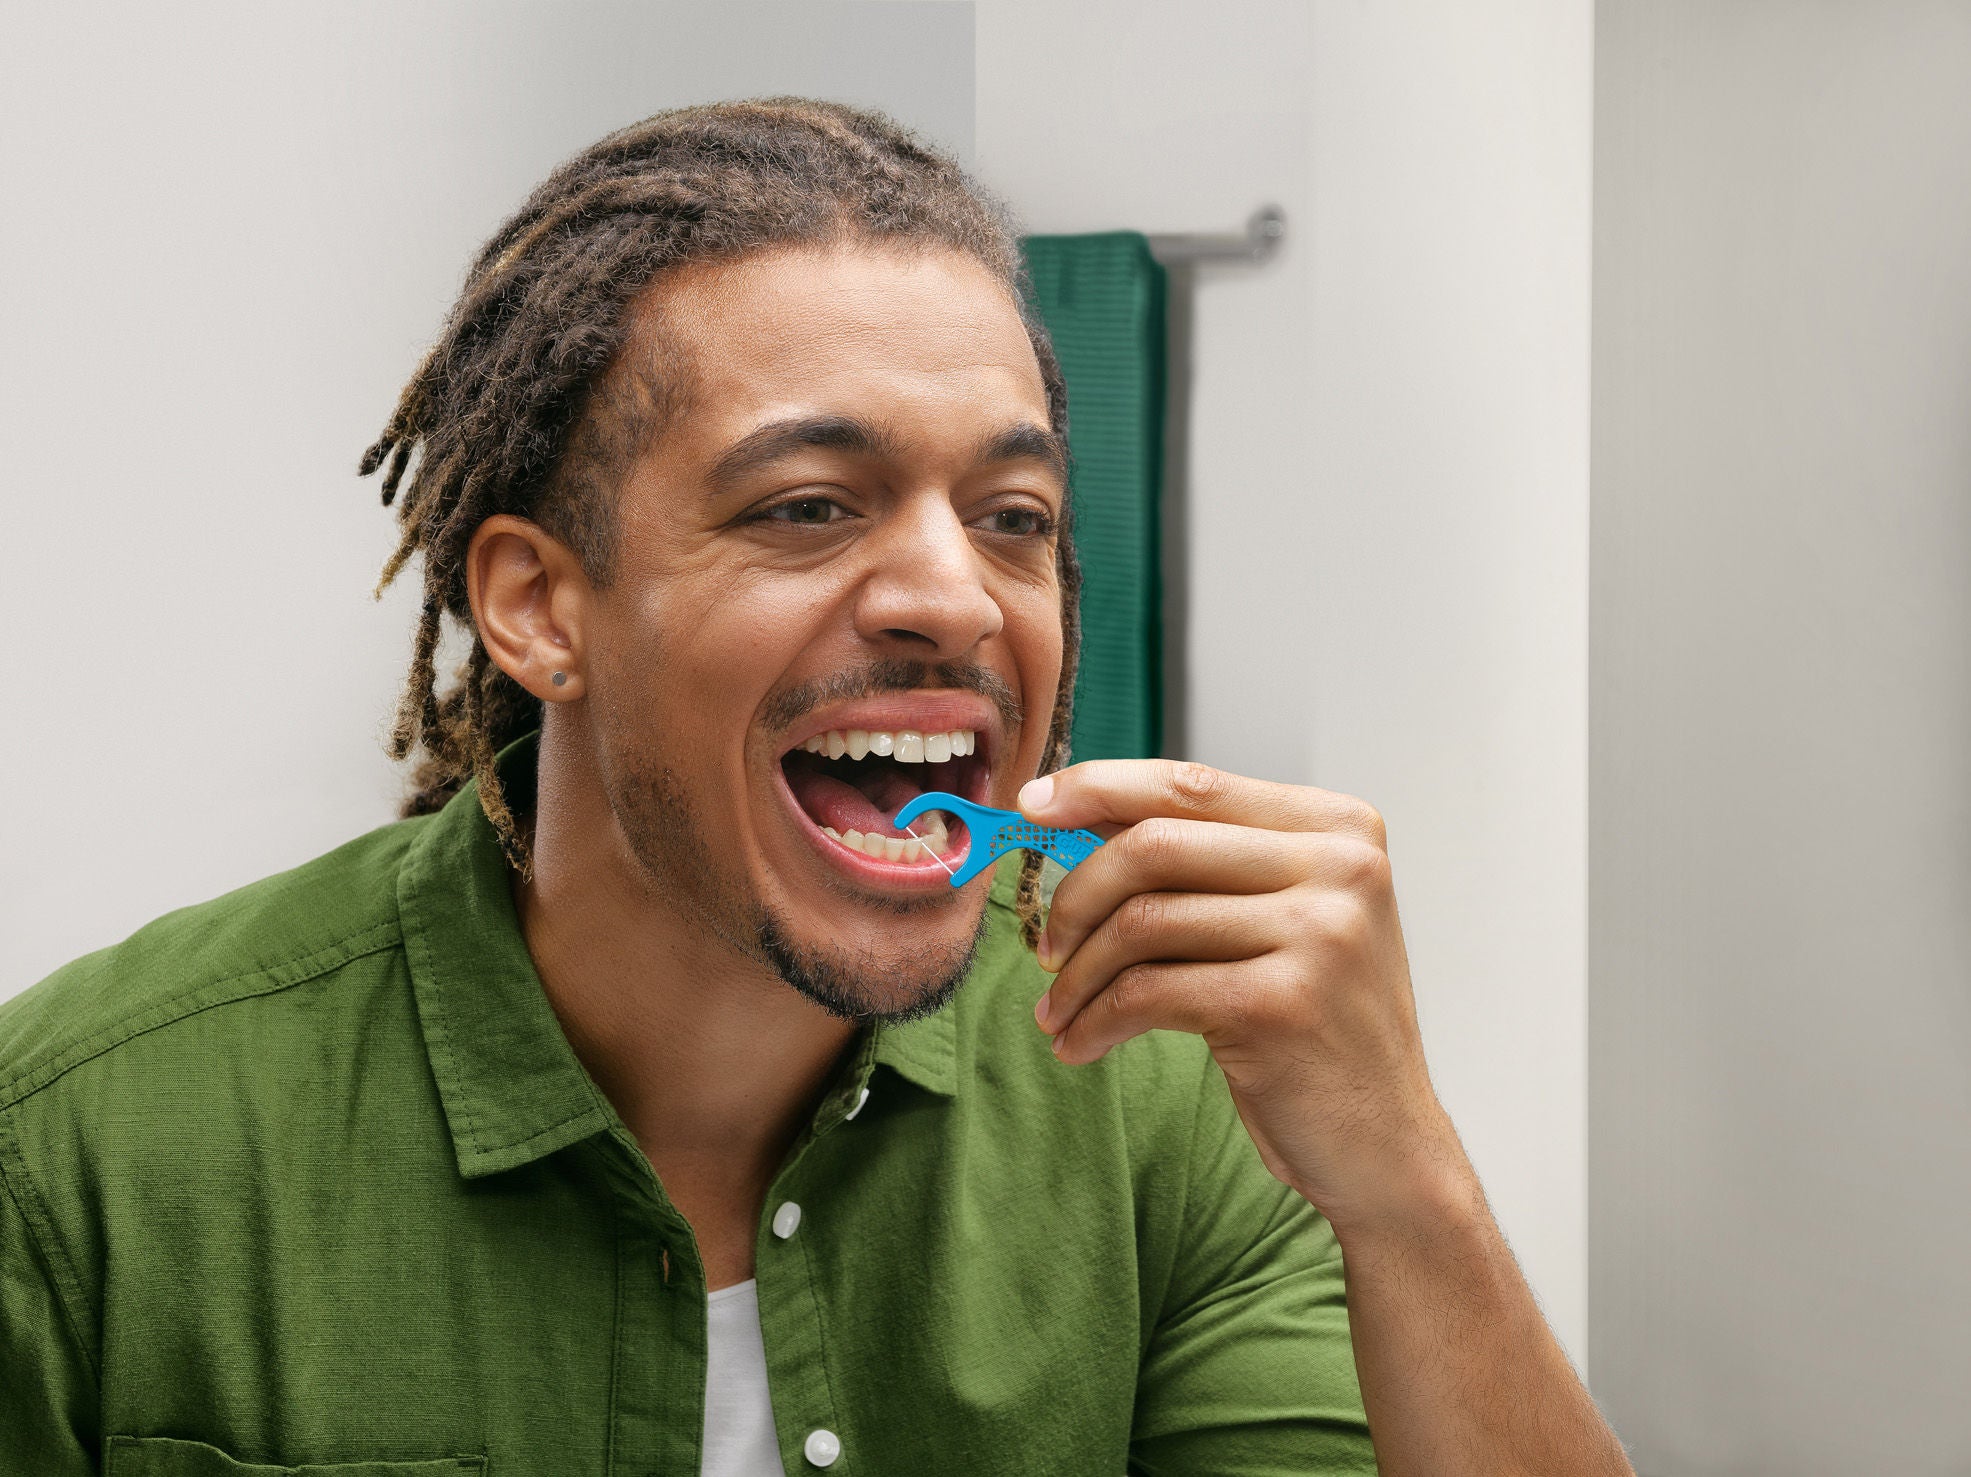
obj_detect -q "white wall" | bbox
[975,0,1595,1366]
[0,1,972,986]
[1591,4,1971,1471]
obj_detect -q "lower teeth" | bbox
[820,822,948,862]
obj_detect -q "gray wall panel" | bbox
[1590,3,1971,1471]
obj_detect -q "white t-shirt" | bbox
[702,1278,789,1477]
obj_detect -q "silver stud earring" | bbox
[551,671,568,687]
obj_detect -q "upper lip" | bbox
[776,692,1001,762]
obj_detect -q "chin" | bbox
[751,896,992,1025]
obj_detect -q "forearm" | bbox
[1322,1140,1634,1477]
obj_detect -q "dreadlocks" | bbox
[361,96,1080,948]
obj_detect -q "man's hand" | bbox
[1019,758,1467,1238]
[1020,757,1637,1477]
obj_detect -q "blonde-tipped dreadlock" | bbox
[361,97,1080,949]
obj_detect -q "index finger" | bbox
[1017,757,1384,841]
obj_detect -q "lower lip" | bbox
[771,765,975,891]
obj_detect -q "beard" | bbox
[754,903,989,1025]
[599,729,988,1025]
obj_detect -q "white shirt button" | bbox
[844,1086,870,1121]
[803,1428,841,1467]
[771,1201,802,1239]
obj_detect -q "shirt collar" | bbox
[397,728,958,1180]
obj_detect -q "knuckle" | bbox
[1102,962,1156,1017]
[1354,800,1389,849]
[1167,760,1228,810]
[1111,890,1171,949]
[1043,891,1088,942]
[1125,815,1184,872]
[1318,893,1374,955]
[1337,837,1392,889]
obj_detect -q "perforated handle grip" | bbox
[892,791,1105,888]
[985,822,1104,873]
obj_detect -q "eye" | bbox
[763,496,852,526]
[976,506,1053,537]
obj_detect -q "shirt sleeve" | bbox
[1129,1054,1379,1476]
[0,1124,98,1473]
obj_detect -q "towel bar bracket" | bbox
[1146,205,1287,266]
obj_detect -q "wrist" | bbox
[1318,1113,1491,1256]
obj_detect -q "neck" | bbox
[509,726,860,1189]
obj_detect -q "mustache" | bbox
[760,658,1023,737]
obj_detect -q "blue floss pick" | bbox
[892,791,1104,888]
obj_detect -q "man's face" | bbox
[581,242,1066,1022]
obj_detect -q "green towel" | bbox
[1020,232,1167,763]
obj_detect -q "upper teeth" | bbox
[799,729,977,762]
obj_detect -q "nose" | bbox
[851,494,1003,659]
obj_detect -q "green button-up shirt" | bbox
[0,732,1375,1476]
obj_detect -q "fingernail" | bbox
[1034,993,1053,1030]
[1019,775,1054,813]
[1051,1034,1068,1060]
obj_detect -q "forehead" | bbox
[634,242,1052,449]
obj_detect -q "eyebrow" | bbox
[971,421,1070,487]
[704,413,1069,496]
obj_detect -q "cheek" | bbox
[616,569,840,758]
[673,572,843,686]
[1002,583,1066,755]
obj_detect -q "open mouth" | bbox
[777,724,991,881]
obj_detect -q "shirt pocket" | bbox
[103,1435,487,1477]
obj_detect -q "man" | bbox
[0,99,1632,1474]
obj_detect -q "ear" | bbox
[465,514,591,701]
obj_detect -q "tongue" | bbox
[785,760,925,838]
